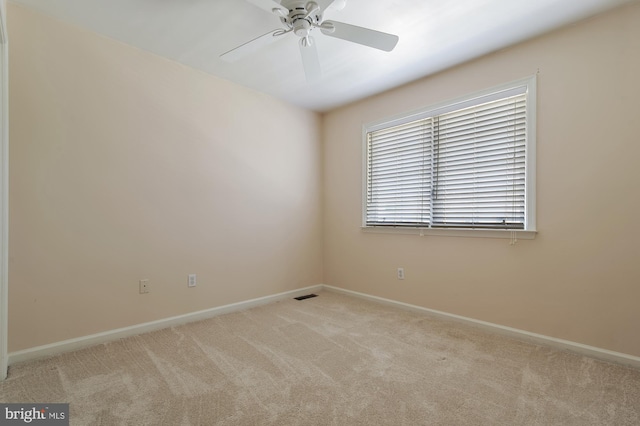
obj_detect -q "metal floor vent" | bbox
[294,294,318,301]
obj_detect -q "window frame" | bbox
[362,76,537,239]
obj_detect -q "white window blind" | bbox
[366,88,530,231]
[367,118,433,226]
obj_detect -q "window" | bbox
[363,77,536,238]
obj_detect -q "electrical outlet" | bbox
[397,268,405,280]
[139,279,150,294]
[188,274,197,287]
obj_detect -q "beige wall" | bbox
[8,5,322,351]
[323,2,640,357]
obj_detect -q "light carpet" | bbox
[1,291,639,425]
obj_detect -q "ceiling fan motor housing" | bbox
[279,1,323,38]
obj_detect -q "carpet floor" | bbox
[1,291,639,425]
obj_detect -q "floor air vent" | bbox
[294,294,318,301]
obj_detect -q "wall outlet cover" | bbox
[188,274,197,287]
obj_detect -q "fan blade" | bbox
[320,20,398,52]
[245,0,288,15]
[220,30,285,62]
[314,0,336,11]
[299,37,322,83]
[327,0,346,11]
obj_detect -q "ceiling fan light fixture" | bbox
[293,19,312,37]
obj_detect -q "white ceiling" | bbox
[9,0,634,111]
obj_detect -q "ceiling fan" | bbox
[220,0,399,82]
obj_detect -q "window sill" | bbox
[361,226,537,240]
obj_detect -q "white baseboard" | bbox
[8,285,323,365]
[8,284,640,370]
[323,285,640,369]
